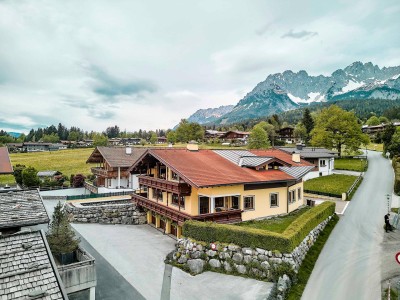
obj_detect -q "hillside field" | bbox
[0,148,94,185]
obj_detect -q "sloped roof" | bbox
[0,230,67,300]
[133,149,296,188]
[0,190,49,229]
[86,147,147,168]
[278,147,337,158]
[280,166,316,180]
[37,170,62,177]
[0,147,13,174]
[249,149,314,167]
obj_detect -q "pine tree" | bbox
[301,108,314,143]
[46,202,80,255]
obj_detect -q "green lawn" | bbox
[366,143,383,152]
[234,206,311,233]
[304,174,358,197]
[0,148,95,185]
[334,158,367,172]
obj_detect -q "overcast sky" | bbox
[0,0,399,133]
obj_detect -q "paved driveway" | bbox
[72,223,273,300]
[302,151,392,300]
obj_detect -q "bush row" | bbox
[393,157,400,195]
[183,202,335,253]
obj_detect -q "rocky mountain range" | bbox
[187,105,234,124]
[185,62,400,125]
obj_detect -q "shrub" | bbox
[183,202,335,253]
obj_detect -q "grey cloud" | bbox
[281,30,318,39]
[255,22,274,36]
[89,65,157,97]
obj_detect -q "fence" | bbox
[66,190,132,201]
[346,174,363,198]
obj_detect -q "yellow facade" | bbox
[145,166,305,222]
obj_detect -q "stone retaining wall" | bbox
[167,215,333,298]
[64,202,146,225]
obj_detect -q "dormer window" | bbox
[171,171,179,181]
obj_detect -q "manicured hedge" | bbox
[393,157,400,195]
[183,201,335,253]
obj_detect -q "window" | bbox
[231,196,240,209]
[171,171,179,181]
[152,188,157,200]
[172,194,185,208]
[288,190,296,203]
[215,197,224,208]
[298,187,302,200]
[243,196,254,210]
[320,159,326,167]
[270,193,279,207]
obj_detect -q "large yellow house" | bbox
[129,145,315,237]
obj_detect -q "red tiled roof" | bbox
[149,149,295,188]
[249,148,314,167]
[0,147,13,174]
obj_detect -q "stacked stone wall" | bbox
[65,202,146,225]
[167,216,333,298]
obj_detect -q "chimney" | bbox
[125,147,132,155]
[292,151,301,163]
[296,143,303,151]
[186,141,199,151]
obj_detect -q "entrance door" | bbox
[199,196,210,214]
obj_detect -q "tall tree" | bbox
[247,123,270,149]
[366,115,380,126]
[93,133,108,147]
[301,108,314,143]
[175,119,204,142]
[382,123,396,153]
[310,105,370,157]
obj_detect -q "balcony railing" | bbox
[132,194,242,225]
[138,175,191,196]
[91,167,129,178]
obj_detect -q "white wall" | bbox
[304,157,334,181]
[109,177,129,189]
[130,174,139,190]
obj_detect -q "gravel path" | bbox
[302,151,393,300]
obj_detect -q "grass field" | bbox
[0,148,94,185]
[366,143,383,152]
[304,174,358,196]
[334,158,367,172]
[234,206,311,233]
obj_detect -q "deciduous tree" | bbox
[247,123,270,149]
[310,105,369,157]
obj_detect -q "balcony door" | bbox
[199,196,210,214]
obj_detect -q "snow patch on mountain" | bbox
[342,80,365,93]
[287,93,307,104]
[307,92,325,102]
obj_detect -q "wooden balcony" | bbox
[193,210,242,224]
[138,175,191,196]
[132,193,192,226]
[91,167,129,178]
[132,194,242,225]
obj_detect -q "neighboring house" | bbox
[157,136,167,144]
[0,189,96,299]
[204,130,226,139]
[277,127,300,144]
[362,122,400,139]
[37,170,63,182]
[0,146,13,175]
[220,131,250,144]
[6,142,23,152]
[49,143,68,151]
[129,145,314,238]
[278,144,337,180]
[0,230,69,300]
[87,147,147,189]
[23,142,52,152]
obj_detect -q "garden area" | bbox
[235,206,311,233]
[334,157,367,172]
[304,174,359,198]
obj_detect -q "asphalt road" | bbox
[302,151,393,300]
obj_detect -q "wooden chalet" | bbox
[277,127,299,144]
[129,145,314,238]
[86,147,146,189]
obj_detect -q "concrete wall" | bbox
[57,247,96,298]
